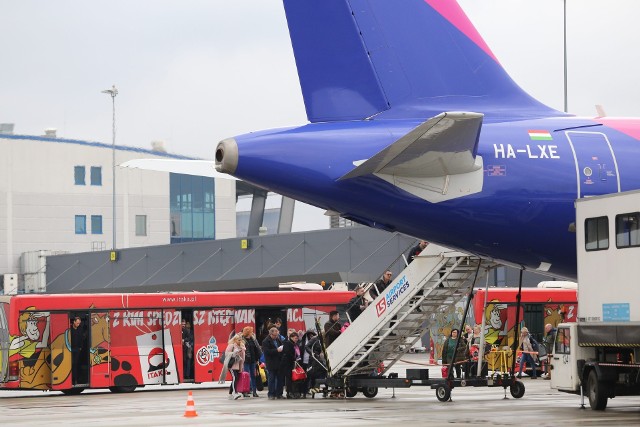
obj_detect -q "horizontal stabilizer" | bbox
[339,112,483,181]
[120,159,237,180]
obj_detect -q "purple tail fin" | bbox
[283,0,564,122]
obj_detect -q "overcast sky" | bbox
[2,0,639,231]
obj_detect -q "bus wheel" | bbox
[345,386,358,398]
[109,385,137,393]
[587,370,609,410]
[510,380,525,398]
[61,388,84,395]
[362,386,378,398]
[435,384,451,402]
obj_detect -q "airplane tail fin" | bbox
[283,0,564,123]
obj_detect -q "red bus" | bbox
[431,285,577,363]
[0,290,353,394]
[472,286,578,348]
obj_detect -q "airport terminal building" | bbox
[0,130,235,292]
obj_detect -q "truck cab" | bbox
[551,190,640,410]
[551,321,640,410]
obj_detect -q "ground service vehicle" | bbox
[0,290,353,394]
[552,190,640,409]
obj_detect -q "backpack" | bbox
[530,337,539,352]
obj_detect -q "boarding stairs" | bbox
[326,243,492,379]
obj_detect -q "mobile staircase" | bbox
[317,243,524,401]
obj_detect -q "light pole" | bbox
[102,85,118,249]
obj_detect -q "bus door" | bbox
[180,310,195,382]
[89,311,110,389]
[255,308,287,343]
[50,313,73,390]
[523,304,544,342]
[192,308,236,383]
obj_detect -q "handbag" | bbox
[291,362,307,381]
[441,366,449,378]
[227,354,237,369]
[258,364,267,384]
[256,364,266,391]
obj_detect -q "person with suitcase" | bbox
[242,326,263,397]
[225,334,246,400]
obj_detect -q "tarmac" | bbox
[2,353,639,426]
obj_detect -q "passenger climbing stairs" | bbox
[326,243,493,379]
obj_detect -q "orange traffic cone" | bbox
[184,391,198,418]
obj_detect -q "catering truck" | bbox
[551,190,640,410]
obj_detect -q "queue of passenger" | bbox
[218,239,433,399]
[219,318,328,400]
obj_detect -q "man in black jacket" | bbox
[262,327,284,399]
[181,319,194,380]
[70,316,85,385]
[347,286,369,321]
[407,240,428,264]
[323,311,341,347]
[370,270,393,299]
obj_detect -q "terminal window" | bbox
[74,166,85,185]
[90,166,102,186]
[136,215,147,236]
[170,173,215,243]
[75,215,87,234]
[584,216,608,251]
[91,215,102,234]
[615,212,640,248]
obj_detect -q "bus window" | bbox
[256,309,287,343]
[554,327,571,354]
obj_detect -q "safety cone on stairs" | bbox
[184,391,198,418]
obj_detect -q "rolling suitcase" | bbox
[237,371,251,393]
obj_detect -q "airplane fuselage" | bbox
[220,116,640,280]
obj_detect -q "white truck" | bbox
[551,190,640,410]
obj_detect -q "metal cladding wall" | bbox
[45,227,417,293]
[45,226,551,294]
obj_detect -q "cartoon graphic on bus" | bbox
[8,307,51,389]
[484,301,511,347]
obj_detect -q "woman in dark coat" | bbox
[281,331,302,398]
[442,329,468,379]
[242,326,263,397]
